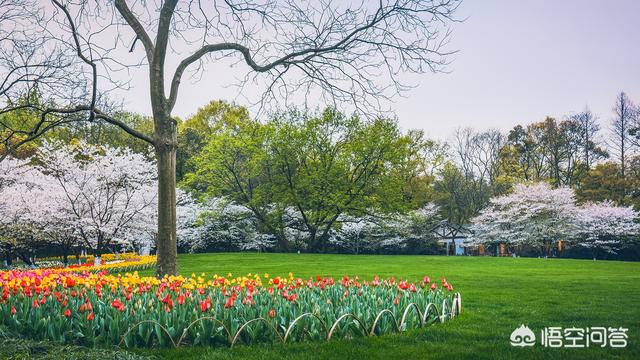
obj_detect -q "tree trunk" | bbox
[17,252,32,266]
[155,139,178,276]
[5,250,12,267]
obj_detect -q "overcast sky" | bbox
[117,0,640,141]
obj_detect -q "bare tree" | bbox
[569,107,607,170]
[609,91,636,178]
[1,0,461,275]
[628,100,640,150]
[453,127,504,190]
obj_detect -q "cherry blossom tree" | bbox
[29,141,158,261]
[573,201,640,257]
[0,158,54,265]
[468,182,578,255]
[469,182,640,257]
[1,147,216,264]
[331,216,380,254]
[178,197,275,253]
[176,189,204,252]
[11,169,81,265]
[331,204,440,254]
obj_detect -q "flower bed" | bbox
[59,255,156,273]
[85,252,142,263]
[7,254,156,273]
[0,270,460,348]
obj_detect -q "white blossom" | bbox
[573,201,640,254]
[468,182,578,248]
[1,141,158,257]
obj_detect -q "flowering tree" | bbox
[0,158,54,265]
[1,147,222,264]
[178,197,275,253]
[22,141,158,260]
[331,216,381,254]
[331,204,440,254]
[573,201,640,257]
[8,169,81,265]
[469,182,640,257]
[36,142,157,258]
[468,182,578,254]
[176,189,204,253]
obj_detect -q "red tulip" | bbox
[177,294,185,305]
[200,298,211,312]
[86,312,95,321]
[409,283,417,293]
[111,298,125,311]
[10,306,16,316]
[162,293,172,304]
[268,308,276,318]
[430,282,437,290]
[423,276,430,284]
[64,308,72,318]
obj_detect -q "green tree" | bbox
[186,108,421,252]
[51,111,155,157]
[433,162,489,224]
[183,117,280,245]
[577,159,640,210]
[177,101,250,181]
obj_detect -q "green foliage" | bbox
[432,162,489,224]
[52,112,155,157]
[177,101,251,181]
[500,116,607,188]
[184,108,433,251]
[577,159,640,210]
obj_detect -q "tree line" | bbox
[2,90,639,261]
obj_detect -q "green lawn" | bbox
[3,253,639,359]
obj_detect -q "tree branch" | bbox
[113,0,154,60]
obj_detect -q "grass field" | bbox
[3,253,639,359]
